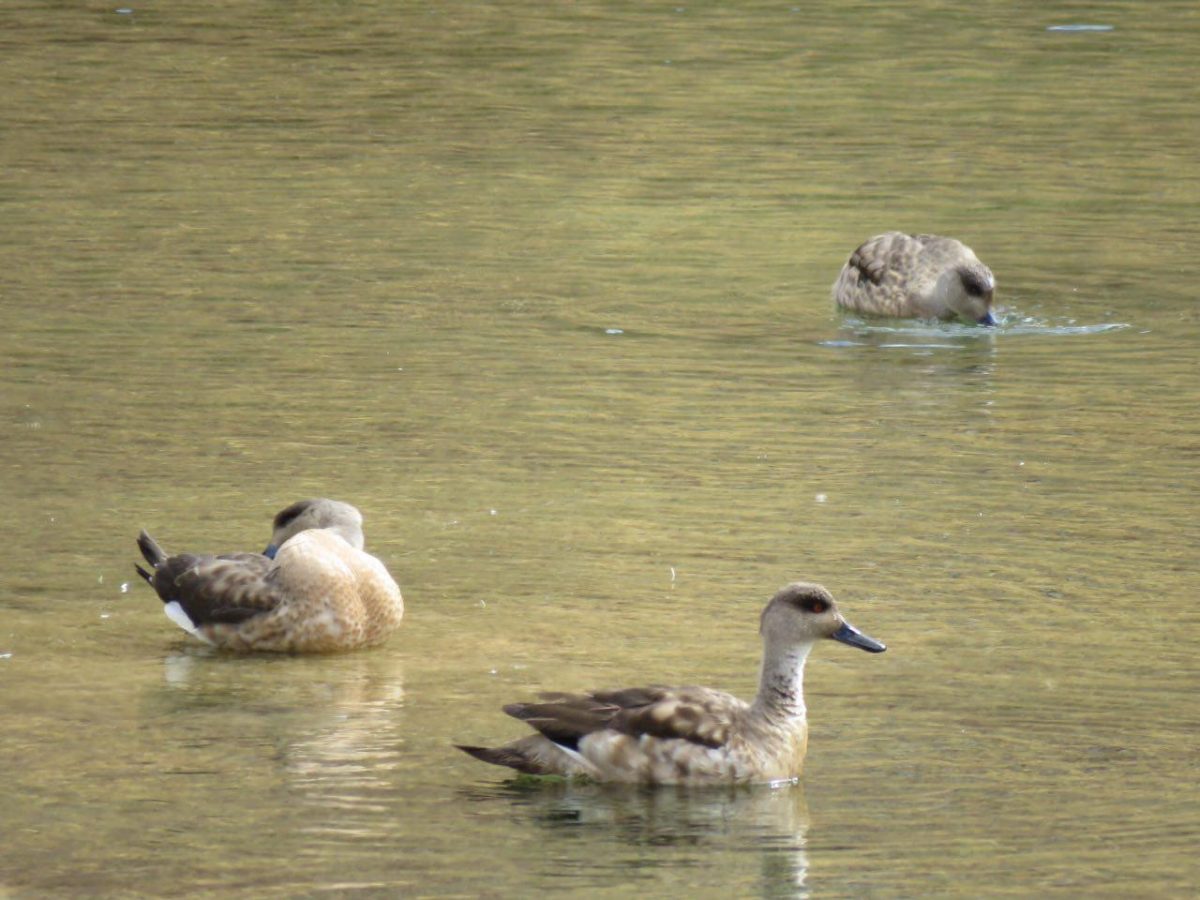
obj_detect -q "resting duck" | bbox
[833,231,997,324]
[456,582,885,784]
[134,498,404,652]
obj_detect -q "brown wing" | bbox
[506,685,745,751]
[847,231,928,284]
[146,550,281,626]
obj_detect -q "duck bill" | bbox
[263,544,279,559]
[831,620,886,653]
[978,310,997,326]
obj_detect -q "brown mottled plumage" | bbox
[456,582,885,784]
[135,499,403,652]
[833,231,997,324]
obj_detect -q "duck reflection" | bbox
[822,319,1000,420]
[461,780,810,895]
[282,662,407,807]
[160,649,406,802]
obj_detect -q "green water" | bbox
[2,2,1197,896]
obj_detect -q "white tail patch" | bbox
[551,741,603,778]
[163,602,212,644]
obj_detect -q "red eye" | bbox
[810,601,827,614]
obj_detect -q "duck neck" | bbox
[327,523,365,551]
[752,640,813,723]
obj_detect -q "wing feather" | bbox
[145,550,281,626]
[506,685,745,751]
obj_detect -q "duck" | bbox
[833,231,997,324]
[134,498,404,652]
[456,582,885,784]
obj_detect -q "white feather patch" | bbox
[552,740,602,778]
[163,601,212,643]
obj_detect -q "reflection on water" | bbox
[161,649,407,820]
[463,780,810,897]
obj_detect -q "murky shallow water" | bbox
[2,2,1198,896]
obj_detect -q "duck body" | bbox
[457,583,885,785]
[135,499,404,653]
[469,685,809,784]
[833,231,996,324]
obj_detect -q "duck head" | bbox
[945,263,997,326]
[760,582,886,654]
[263,498,365,558]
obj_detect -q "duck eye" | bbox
[807,600,827,614]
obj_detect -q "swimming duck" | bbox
[833,231,997,324]
[456,582,885,784]
[134,498,404,652]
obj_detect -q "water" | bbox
[2,2,1198,896]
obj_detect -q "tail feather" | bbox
[455,735,595,777]
[135,530,169,588]
[136,530,168,570]
[455,743,549,775]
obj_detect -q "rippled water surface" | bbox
[2,2,1198,896]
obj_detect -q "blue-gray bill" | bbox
[831,621,886,653]
[978,311,997,326]
[263,544,278,559]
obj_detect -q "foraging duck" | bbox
[134,499,404,652]
[833,231,997,324]
[456,582,885,784]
